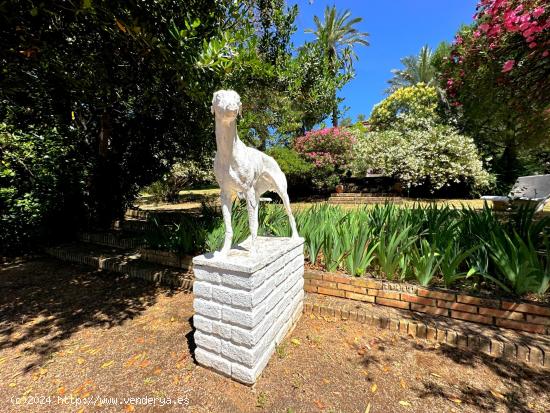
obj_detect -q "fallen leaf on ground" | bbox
[400,378,407,389]
[371,383,377,393]
[364,402,372,413]
[451,398,462,404]
[291,338,301,346]
[101,360,114,368]
[9,382,17,387]
[170,317,176,322]
[430,372,441,378]
[399,400,411,407]
[77,358,85,365]
[490,390,505,399]
[57,387,65,396]
[313,400,325,409]
[125,405,135,412]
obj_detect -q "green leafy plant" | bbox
[409,239,443,286]
[485,229,549,295]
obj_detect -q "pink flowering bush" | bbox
[294,127,356,192]
[294,127,356,169]
[440,0,549,143]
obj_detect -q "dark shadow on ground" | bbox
[399,336,549,413]
[0,258,179,372]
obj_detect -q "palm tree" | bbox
[386,45,437,94]
[306,6,369,127]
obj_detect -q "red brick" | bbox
[407,321,419,338]
[411,303,448,316]
[351,278,382,289]
[517,345,530,363]
[338,283,367,294]
[525,314,550,326]
[375,297,410,310]
[345,291,375,303]
[417,288,456,301]
[457,295,500,309]
[479,308,525,321]
[437,300,478,313]
[304,284,318,293]
[491,339,504,357]
[369,290,400,300]
[323,273,351,284]
[501,301,550,317]
[309,279,336,289]
[426,326,437,341]
[304,270,323,280]
[450,310,492,325]
[317,287,345,298]
[495,319,546,334]
[446,330,458,346]
[401,294,436,306]
[529,346,544,367]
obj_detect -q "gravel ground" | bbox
[1,259,548,413]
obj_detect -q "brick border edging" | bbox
[304,269,550,335]
[44,246,193,289]
[302,299,549,369]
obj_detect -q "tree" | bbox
[386,45,437,94]
[0,0,292,242]
[438,0,550,187]
[306,6,369,127]
[370,84,439,130]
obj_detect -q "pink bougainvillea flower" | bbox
[474,30,482,38]
[529,42,537,48]
[543,50,549,57]
[533,7,545,19]
[501,59,515,72]
[478,23,491,32]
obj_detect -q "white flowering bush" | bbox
[353,116,492,193]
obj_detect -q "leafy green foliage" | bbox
[369,84,439,129]
[305,5,369,126]
[386,45,438,94]
[0,123,84,253]
[267,147,313,193]
[142,159,215,203]
[353,115,493,194]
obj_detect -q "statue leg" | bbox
[246,189,259,255]
[219,190,233,255]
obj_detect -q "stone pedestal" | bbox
[192,236,304,384]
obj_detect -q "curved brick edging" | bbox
[302,298,549,369]
[304,269,550,335]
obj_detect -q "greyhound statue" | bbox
[211,90,298,256]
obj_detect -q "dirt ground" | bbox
[1,259,549,413]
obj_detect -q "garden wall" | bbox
[304,270,550,335]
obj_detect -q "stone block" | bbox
[192,236,304,384]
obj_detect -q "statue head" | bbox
[211,90,242,122]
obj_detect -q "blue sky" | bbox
[289,0,478,121]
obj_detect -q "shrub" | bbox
[267,147,313,194]
[294,127,356,192]
[142,159,215,203]
[0,123,84,254]
[369,83,439,130]
[352,116,493,194]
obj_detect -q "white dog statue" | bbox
[211,90,298,255]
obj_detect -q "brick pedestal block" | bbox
[192,236,305,384]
